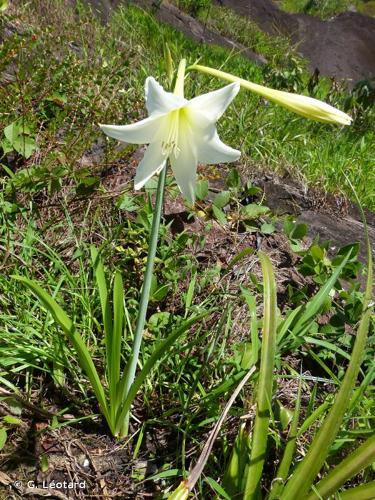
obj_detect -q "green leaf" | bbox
[241,204,269,219]
[4,122,19,143]
[244,252,277,498]
[2,415,22,425]
[205,477,231,500]
[310,244,324,261]
[0,428,7,450]
[227,247,255,271]
[213,190,231,208]
[305,434,375,500]
[91,246,113,344]
[40,454,49,472]
[0,0,8,12]
[240,286,259,367]
[195,179,209,200]
[291,249,352,338]
[269,380,302,500]
[279,403,293,431]
[117,193,139,212]
[212,205,227,225]
[184,271,197,316]
[284,220,308,240]
[261,222,275,234]
[1,138,13,154]
[115,311,211,435]
[149,274,158,297]
[226,168,241,190]
[223,423,251,497]
[282,199,373,499]
[111,271,124,414]
[13,136,37,159]
[335,481,375,500]
[151,284,170,302]
[148,468,183,481]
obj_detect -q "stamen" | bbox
[162,109,181,157]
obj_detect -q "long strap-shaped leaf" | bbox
[90,246,113,376]
[243,251,277,499]
[338,481,375,500]
[305,432,375,500]
[268,378,302,500]
[281,208,373,500]
[110,271,124,418]
[13,276,111,431]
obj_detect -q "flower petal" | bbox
[134,142,167,190]
[99,113,166,145]
[196,126,241,164]
[145,77,186,115]
[170,124,198,203]
[187,82,240,124]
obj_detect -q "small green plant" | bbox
[0,0,8,13]
[0,415,22,451]
[1,120,37,159]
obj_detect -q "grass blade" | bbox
[277,305,302,345]
[244,251,277,499]
[168,367,256,499]
[91,246,113,377]
[241,287,260,368]
[268,377,302,500]
[297,400,331,437]
[305,433,375,500]
[223,423,251,498]
[115,311,211,436]
[339,481,375,500]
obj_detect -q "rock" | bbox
[217,0,375,89]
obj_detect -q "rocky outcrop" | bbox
[217,0,375,88]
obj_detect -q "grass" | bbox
[0,1,374,498]
[279,0,375,18]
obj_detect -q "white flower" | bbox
[100,76,240,203]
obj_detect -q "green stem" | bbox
[118,164,167,435]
